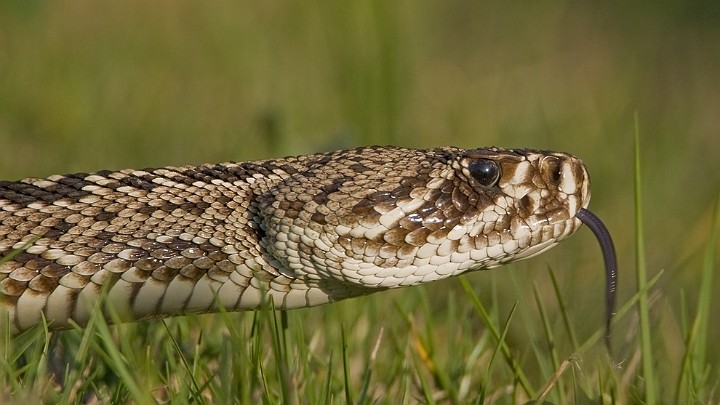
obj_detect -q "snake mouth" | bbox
[575,208,618,353]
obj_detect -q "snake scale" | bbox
[0,146,617,341]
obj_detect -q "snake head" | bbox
[456,147,591,264]
[259,146,591,292]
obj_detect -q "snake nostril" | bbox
[519,195,533,214]
[542,157,563,186]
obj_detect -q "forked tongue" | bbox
[575,208,618,353]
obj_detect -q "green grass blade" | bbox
[416,288,458,401]
[547,267,579,351]
[532,282,565,403]
[458,275,535,397]
[269,304,294,405]
[413,352,437,405]
[634,113,656,404]
[92,317,152,403]
[674,196,719,402]
[59,316,97,403]
[341,324,353,405]
[480,301,518,403]
[691,196,719,391]
[321,349,334,405]
[161,320,203,400]
[357,327,383,405]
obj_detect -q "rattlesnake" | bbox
[0,146,616,342]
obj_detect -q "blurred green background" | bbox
[1,0,719,393]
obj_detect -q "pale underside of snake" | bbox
[0,146,617,345]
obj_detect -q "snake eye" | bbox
[542,156,563,186]
[468,159,500,187]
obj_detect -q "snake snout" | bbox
[564,155,591,212]
[545,154,590,211]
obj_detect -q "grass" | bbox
[1,167,716,402]
[633,115,655,404]
[1,1,720,403]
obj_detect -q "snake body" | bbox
[0,146,614,336]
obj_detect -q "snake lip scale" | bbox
[0,145,617,345]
